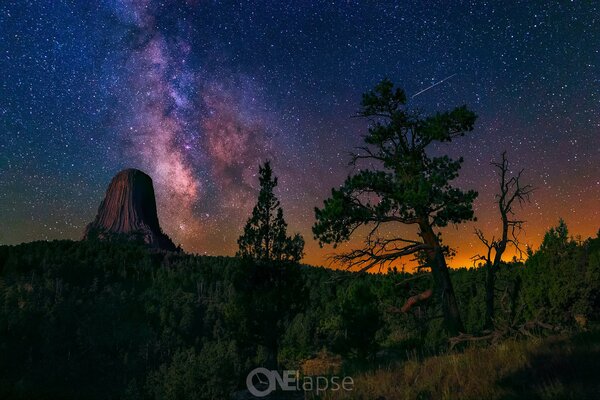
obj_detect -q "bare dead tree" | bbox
[472,151,534,329]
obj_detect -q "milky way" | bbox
[1,0,599,267]
[110,0,277,251]
[112,0,203,249]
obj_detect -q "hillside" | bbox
[0,230,598,399]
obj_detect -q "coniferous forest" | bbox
[1,223,599,399]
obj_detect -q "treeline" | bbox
[0,221,598,399]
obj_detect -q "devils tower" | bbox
[83,169,177,251]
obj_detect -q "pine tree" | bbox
[237,162,305,262]
[313,79,478,335]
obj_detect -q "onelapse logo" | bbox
[246,367,354,398]
[246,367,282,397]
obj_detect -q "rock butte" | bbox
[83,168,177,251]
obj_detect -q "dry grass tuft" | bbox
[301,349,343,377]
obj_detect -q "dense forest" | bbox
[0,220,598,399]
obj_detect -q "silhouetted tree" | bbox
[237,161,305,262]
[473,151,533,329]
[540,218,569,253]
[313,79,478,335]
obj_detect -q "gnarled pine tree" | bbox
[237,161,305,262]
[313,79,477,335]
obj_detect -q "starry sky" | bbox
[1,0,599,268]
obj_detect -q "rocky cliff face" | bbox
[84,169,177,251]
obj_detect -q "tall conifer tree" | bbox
[237,162,304,262]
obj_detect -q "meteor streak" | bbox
[412,73,457,98]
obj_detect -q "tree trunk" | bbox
[485,217,507,329]
[484,262,495,329]
[419,222,464,335]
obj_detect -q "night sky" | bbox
[1,0,599,268]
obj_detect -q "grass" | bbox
[319,330,600,400]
